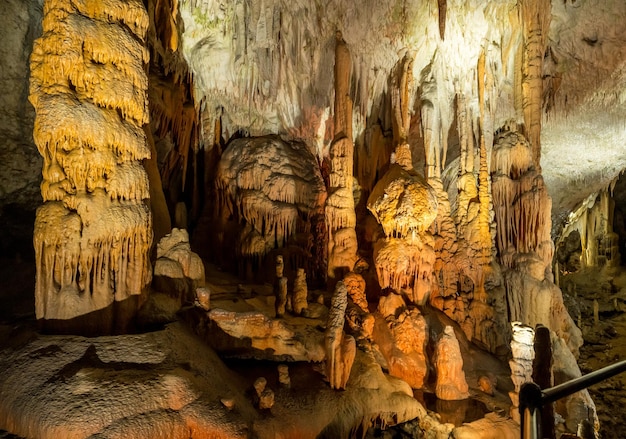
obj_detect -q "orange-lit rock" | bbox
[374,292,429,389]
[368,164,438,304]
[215,135,326,279]
[326,32,358,279]
[30,0,152,334]
[434,326,469,401]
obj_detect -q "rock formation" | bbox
[492,123,582,355]
[326,31,358,280]
[215,136,326,280]
[291,268,309,316]
[434,326,470,401]
[1,0,619,436]
[273,255,289,318]
[557,188,621,271]
[29,0,153,334]
[153,228,205,300]
[508,322,535,422]
[367,166,438,304]
[375,292,429,389]
[325,281,356,389]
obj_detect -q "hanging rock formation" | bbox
[491,123,582,355]
[557,188,621,271]
[367,165,438,304]
[215,135,326,280]
[29,0,153,333]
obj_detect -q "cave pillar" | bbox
[326,31,358,279]
[520,0,551,169]
[29,0,153,334]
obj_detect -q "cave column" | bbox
[30,0,153,333]
[325,31,358,279]
[520,0,551,169]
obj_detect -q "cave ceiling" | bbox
[178,0,626,232]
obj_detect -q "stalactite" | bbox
[491,124,552,267]
[326,31,358,279]
[437,0,447,40]
[30,0,153,333]
[519,0,551,169]
[557,187,621,270]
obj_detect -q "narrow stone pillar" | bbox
[325,31,358,280]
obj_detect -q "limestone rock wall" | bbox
[29,0,153,333]
[0,0,43,255]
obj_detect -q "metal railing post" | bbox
[519,360,626,439]
[520,382,543,439]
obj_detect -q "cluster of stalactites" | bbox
[215,136,326,262]
[30,0,153,326]
[367,165,439,304]
[491,125,553,269]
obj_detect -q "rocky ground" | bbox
[561,266,626,439]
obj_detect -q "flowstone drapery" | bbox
[30,0,153,333]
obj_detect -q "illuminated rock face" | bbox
[29,0,152,333]
[368,165,438,304]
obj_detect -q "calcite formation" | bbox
[368,165,438,304]
[215,136,326,279]
[558,188,621,270]
[508,322,535,422]
[325,281,356,389]
[375,293,429,389]
[326,32,358,280]
[434,326,469,401]
[29,0,153,333]
[153,228,205,299]
[291,268,309,316]
[492,124,582,354]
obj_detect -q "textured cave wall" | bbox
[0,0,43,256]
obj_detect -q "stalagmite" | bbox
[509,322,535,423]
[325,281,356,390]
[291,268,308,316]
[274,255,288,318]
[376,293,429,389]
[30,0,152,333]
[326,31,358,279]
[434,326,469,401]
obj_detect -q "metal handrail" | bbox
[520,359,626,439]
